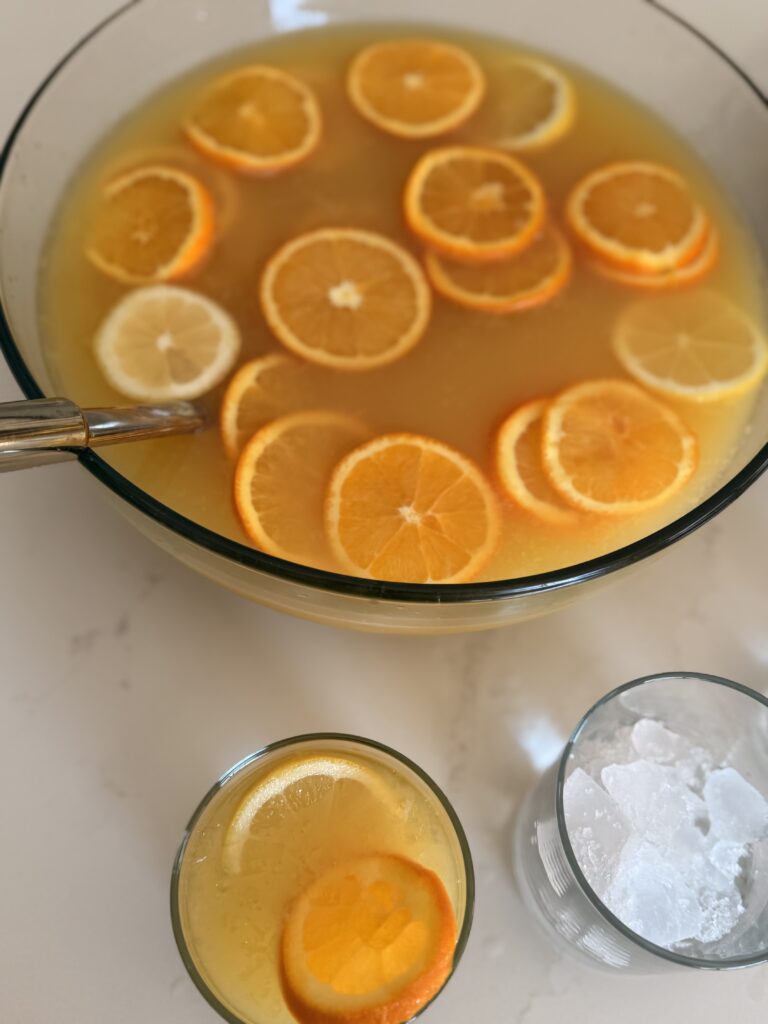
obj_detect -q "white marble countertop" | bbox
[2,1,768,1021]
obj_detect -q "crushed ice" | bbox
[563,718,768,951]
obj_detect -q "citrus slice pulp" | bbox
[260,228,431,371]
[220,353,313,458]
[347,38,485,138]
[592,227,719,290]
[326,433,499,583]
[613,290,768,402]
[185,65,322,175]
[424,223,571,313]
[542,379,698,515]
[404,146,546,262]
[222,755,396,876]
[496,399,579,524]
[566,161,708,273]
[234,410,368,565]
[494,56,575,151]
[281,853,457,1024]
[93,284,240,401]
[85,165,215,284]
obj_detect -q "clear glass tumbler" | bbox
[513,672,768,971]
[171,733,474,1024]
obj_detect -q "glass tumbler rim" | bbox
[555,670,768,970]
[2,0,768,609]
[170,731,475,1024]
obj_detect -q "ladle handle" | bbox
[0,397,204,473]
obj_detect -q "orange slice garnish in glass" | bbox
[281,853,457,1024]
[85,165,215,284]
[542,379,698,515]
[424,223,572,313]
[234,410,368,565]
[185,66,322,175]
[404,146,546,262]
[219,353,314,459]
[94,285,240,402]
[613,291,768,403]
[260,228,432,371]
[493,57,575,151]
[566,161,709,274]
[326,433,499,583]
[347,38,485,139]
[496,399,579,525]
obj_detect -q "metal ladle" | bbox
[0,397,205,472]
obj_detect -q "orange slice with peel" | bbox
[94,285,240,401]
[260,228,431,371]
[85,165,215,284]
[234,410,368,565]
[542,379,697,515]
[223,755,398,876]
[326,433,499,584]
[494,57,575,151]
[424,223,572,313]
[404,146,546,263]
[591,226,719,290]
[566,161,708,273]
[185,65,322,175]
[219,353,313,459]
[613,290,768,403]
[347,38,485,139]
[496,399,579,524]
[281,853,457,1024]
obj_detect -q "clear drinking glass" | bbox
[171,733,474,1024]
[513,672,768,971]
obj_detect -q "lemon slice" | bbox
[94,285,241,401]
[613,291,768,402]
[222,755,397,875]
[495,57,575,151]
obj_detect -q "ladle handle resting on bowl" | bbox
[0,398,205,472]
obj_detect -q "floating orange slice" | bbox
[234,410,367,565]
[495,399,579,525]
[404,146,546,262]
[424,224,572,313]
[613,290,768,403]
[542,379,697,515]
[591,226,719,290]
[326,433,499,584]
[260,228,431,371]
[85,165,215,284]
[219,353,313,459]
[185,66,322,175]
[281,853,457,1024]
[494,57,575,151]
[347,38,485,139]
[566,161,709,273]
